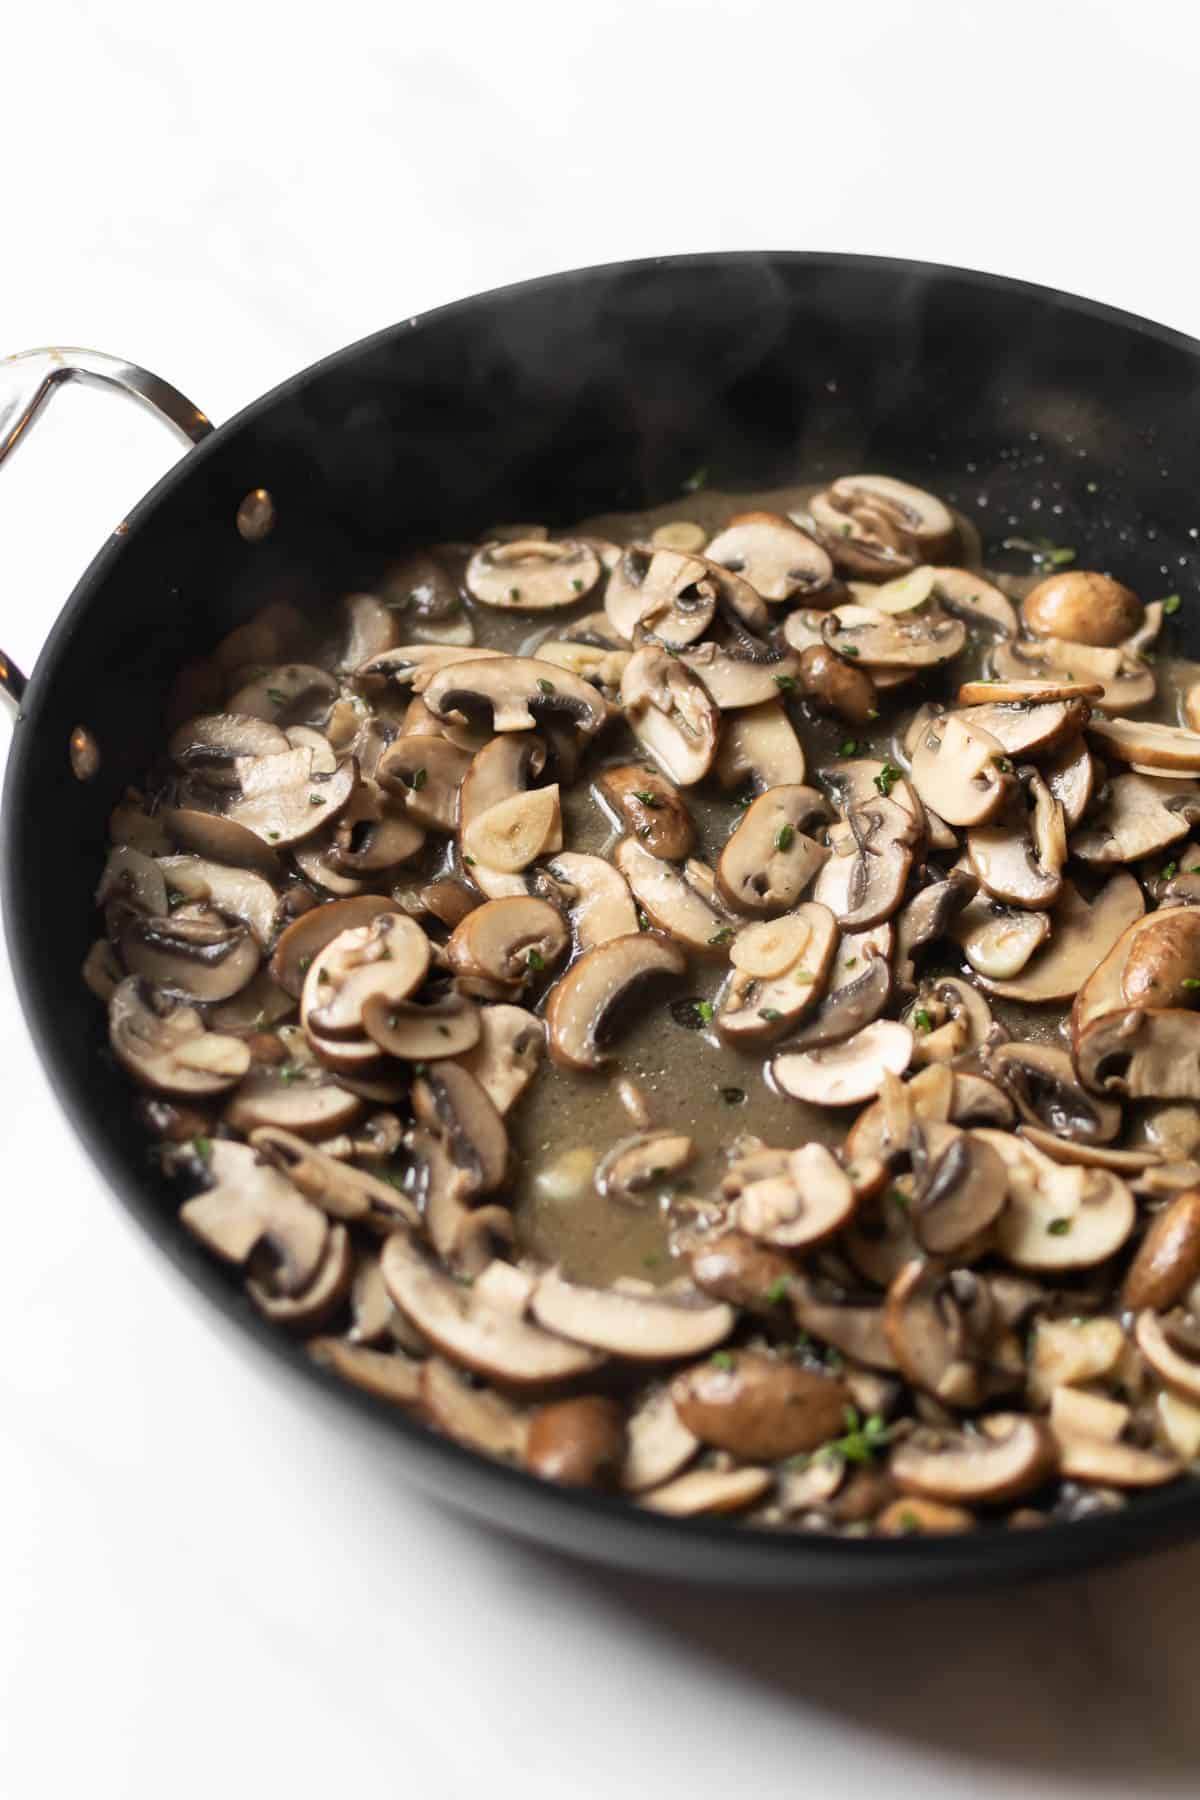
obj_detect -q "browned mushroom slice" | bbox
[1134,1306,1200,1404]
[1076,1009,1200,1103]
[227,663,339,724]
[323,777,426,874]
[359,642,507,691]
[786,936,892,1053]
[301,914,430,1039]
[539,852,638,949]
[717,904,838,1046]
[1073,773,1200,866]
[794,642,880,726]
[928,567,1019,637]
[892,1416,1054,1506]
[362,990,482,1061]
[613,838,729,958]
[156,855,279,948]
[671,1351,849,1461]
[249,1125,419,1226]
[596,1131,692,1204]
[716,785,830,915]
[1023,570,1143,646]
[596,764,695,860]
[619,647,720,786]
[522,1395,627,1488]
[604,545,715,643]
[412,1063,508,1196]
[639,1466,771,1516]
[731,1142,857,1248]
[788,1274,897,1372]
[712,700,806,791]
[820,759,926,931]
[544,932,687,1071]
[108,977,250,1095]
[161,806,283,879]
[458,731,554,898]
[451,1004,543,1115]
[904,975,993,1064]
[1123,1190,1200,1310]
[952,889,1050,982]
[422,655,607,739]
[822,604,966,669]
[465,538,601,611]
[989,1042,1120,1142]
[907,1123,1008,1254]
[375,734,471,832]
[417,1355,531,1460]
[976,873,1143,1003]
[620,1386,701,1492]
[675,635,801,711]
[966,771,1066,911]
[892,871,979,992]
[1089,716,1200,774]
[809,475,957,577]
[308,1337,424,1408]
[531,1268,734,1359]
[168,712,290,787]
[955,695,1090,760]
[909,712,1015,827]
[447,895,569,998]
[773,1021,913,1107]
[977,1129,1136,1268]
[1048,1385,1183,1487]
[181,1140,328,1295]
[704,511,834,603]
[686,1233,795,1316]
[957,677,1103,706]
[227,754,356,849]
[270,895,397,997]
[884,1262,1018,1408]
[380,1234,603,1386]
[96,847,171,919]
[989,635,1154,715]
[1073,907,1200,1035]
[119,906,261,1003]
[224,1065,363,1137]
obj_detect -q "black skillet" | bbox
[4,253,1200,1587]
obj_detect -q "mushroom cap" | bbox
[1023,570,1143,647]
[619,647,720,786]
[541,851,639,949]
[772,1020,913,1107]
[713,700,807,792]
[822,604,966,670]
[524,1395,626,1488]
[716,784,830,915]
[809,474,957,577]
[670,1352,850,1461]
[118,909,261,1004]
[705,513,834,603]
[976,873,1143,1003]
[979,1130,1136,1269]
[596,764,695,860]
[270,894,397,997]
[447,896,569,996]
[1123,1189,1200,1311]
[909,712,1014,827]
[1088,716,1200,774]
[989,1041,1121,1142]
[380,1234,603,1386]
[621,1385,701,1492]
[465,538,601,611]
[718,903,838,1046]
[531,1267,734,1360]
[423,655,607,738]
[614,837,730,958]
[453,1003,544,1115]
[543,931,687,1071]
[181,1139,328,1296]
[108,977,251,1096]
[892,1416,1054,1505]
[908,1122,1008,1254]
[639,1466,771,1517]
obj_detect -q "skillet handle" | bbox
[0,347,215,710]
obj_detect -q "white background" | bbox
[3,3,1200,1795]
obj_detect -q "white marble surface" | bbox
[4,3,1200,1795]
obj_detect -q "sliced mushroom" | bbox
[809,475,957,577]
[975,873,1143,1003]
[458,731,554,898]
[531,1267,733,1359]
[1027,1317,1125,1406]
[538,851,638,949]
[712,700,806,792]
[224,1067,364,1137]
[909,713,1014,827]
[893,870,979,991]
[639,1466,771,1517]
[301,914,430,1039]
[1073,907,1200,1037]
[907,1123,1008,1253]
[226,754,356,849]
[524,1396,626,1487]
[119,907,260,1003]
[990,635,1154,716]
[716,785,829,915]
[822,604,966,670]
[96,846,170,919]
[419,1355,531,1460]
[375,734,472,832]
[687,1233,796,1316]
[820,760,926,930]
[717,904,838,1045]
[181,1139,328,1295]
[788,1274,898,1372]
[671,1352,850,1461]
[309,1336,424,1407]
[1023,570,1143,647]
[596,764,694,860]
[226,663,338,725]
[1076,1009,1200,1103]
[465,538,600,611]
[891,1416,1054,1505]
[269,895,396,997]
[990,1043,1120,1142]
[904,975,994,1064]
[362,990,482,1061]
[446,896,569,998]
[249,1125,419,1226]
[450,1003,542,1116]
[614,837,730,957]
[885,1263,1021,1408]
[674,633,801,711]
[731,1142,857,1248]
[955,695,1090,760]
[161,805,283,879]
[1135,1306,1200,1404]
[773,1020,913,1107]
[596,1131,693,1204]
[786,938,892,1052]
[168,713,290,788]
[1048,1383,1183,1487]
[108,977,250,1096]
[156,855,279,948]
[619,647,720,786]
[1089,716,1200,774]
[929,567,1019,637]
[978,1130,1136,1269]
[422,655,607,739]
[705,512,834,602]
[1123,1190,1200,1311]
[380,1233,602,1386]
[544,932,687,1071]
[411,1063,508,1197]
[621,1385,701,1491]
[605,546,716,644]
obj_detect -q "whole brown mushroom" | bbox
[1022,571,1142,647]
[796,643,879,726]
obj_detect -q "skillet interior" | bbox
[6,251,1200,1586]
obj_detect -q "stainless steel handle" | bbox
[0,347,215,711]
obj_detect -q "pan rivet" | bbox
[237,487,276,543]
[70,725,101,781]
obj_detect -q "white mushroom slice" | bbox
[1076,1009,1200,1103]
[966,773,1066,911]
[249,1125,419,1226]
[542,852,639,949]
[733,1143,856,1249]
[1049,1385,1183,1487]
[1018,1129,1161,1175]
[639,1466,771,1517]
[161,806,283,879]
[227,755,356,848]
[989,1043,1119,1143]
[621,1386,700,1492]
[809,474,957,577]
[308,1338,423,1407]
[301,915,430,1039]
[851,564,936,614]
[224,1068,363,1137]
[904,974,993,1064]
[227,663,339,725]
[772,1020,913,1107]
[953,890,1051,981]
[822,604,966,669]
[909,712,1014,827]
[461,784,562,873]
[360,643,507,691]
[181,1140,328,1295]
[713,701,806,791]
[420,1356,530,1459]
[169,712,291,787]
[715,785,829,915]
[675,638,800,711]
[119,908,261,1003]
[978,1131,1135,1269]
[929,567,1018,637]
[422,656,607,738]
[989,636,1155,715]
[705,512,833,602]
[375,734,473,832]
[891,1417,1054,1506]
[544,932,687,1071]
[718,903,838,1045]
[96,846,169,916]
[604,546,714,643]
[453,1004,543,1114]
[465,538,600,611]
[786,933,893,1052]
[955,695,1090,760]
[363,991,482,1061]
[531,1268,734,1360]
[535,638,630,690]
[957,677,1103,706]
[1089,716,1200,773]
[156,855,279,948]
[976,874,1143,1003]
[326,778,426,874]
[108,978,250,1096]
[82,937,123,1003]
[1040,734,1095,830]
[614,838,729,957]
[381,1234,603,1386]
[1135,1308,1200,1404]
[292,830,367,897]
[619,647,720,787]
[456,731,550,898]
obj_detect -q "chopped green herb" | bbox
[816,1407,893,1466]
[1183,978,1200,990]
[1035,540,1076,567]
[840,643,861,658]
[775,824,796,852]
[411,766,428,790]
[891,1188,910,1213]
[637,908,651,931]
[298,954,313,972]
[993,755,1013,772]
[697,1000,715,1024]
[897,1509,921,1535]
[1047,1217,1073,1236]
[773,673,797,692]
[874,761,902,798]
[840,522,853,538]
[720,1085,746,1105]
[708,926,734,946]
[537,677,555,694]
[839,739,858,756]
[681,465,708,493]
[1162,861,1179,881]
[190,1134,212,1160]
[267,831,281,842]
[317,967,332,984]
[277,1064,299,1085]
[508,586,521,601]
[642,1252,660,1269]
[571,578,584,593]
[633,790,662,807]
[526,948,545,972]
[844,957,858,969]
[710,1350,735,1370]
[866,708,880,720]
[309,794,326,806]
[793,971,814,985]
[758,1006,783,1021]
[266,688,288,705]
[765,1277,790,1305]
[912,1008,933,1033]
[823,1346,844,1371]
[1162,593,1183,616]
